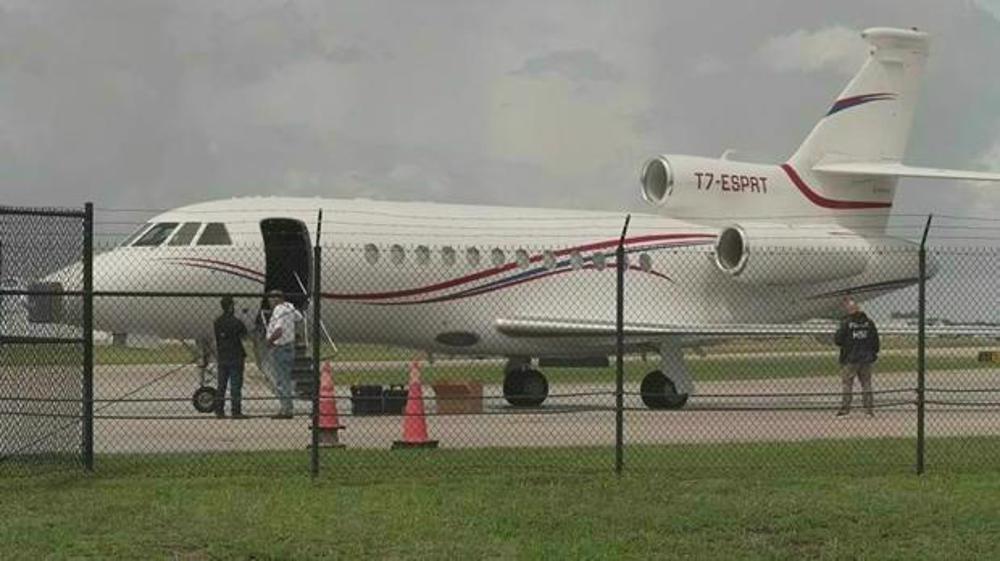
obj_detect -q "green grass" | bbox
[2,343,193,366]
[7,336,996,367]
[2,340,997,390]
[6,341,995,388]
[336,352,992,386]
[2,342,418,366]
[3,438,1000,560]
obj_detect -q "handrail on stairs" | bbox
[293,271,338,355]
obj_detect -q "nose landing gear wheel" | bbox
[640,370,688,409]
[192,386,218,414]
[503,368,549,407]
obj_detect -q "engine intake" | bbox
[714,224,871,285]
[714,226,749,275]
[640,157,673,206]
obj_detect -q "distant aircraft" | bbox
[28,27,1000,411]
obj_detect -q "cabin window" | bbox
[490,248,506,266]
[515,249,530,269]
[592,252,607,270]
[570,251,583,270]
[168,222,202,246]
[133,223,178,247]
[416,245,431,265]
[441,246,456,266]
[364,243,380,265]
[390,244,405,265]
[639,253,652,272]
[466,247,481,267]
[543,250,557,270]
[197,223,232,246]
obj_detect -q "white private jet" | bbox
[28,27,1000,410]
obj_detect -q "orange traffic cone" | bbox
[392,358,438,449]
[313,361,345,448]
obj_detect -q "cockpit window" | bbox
[168,222,202,246]
[132,223,179,247]
[197,223,232,246]
[120,223,152,247]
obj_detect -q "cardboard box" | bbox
[432,381,483,414]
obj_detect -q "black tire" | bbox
[192,386,218,414]
[640,371,688,410]
[503,368,549,407]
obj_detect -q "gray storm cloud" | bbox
[511,49,626,84]
[1,0,999,235]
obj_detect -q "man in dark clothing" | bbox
[834,298,880,417]
[214,296,248,418]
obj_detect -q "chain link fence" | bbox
[0,205,91,472]
[1,205,998,478]
[923,247,1000,471]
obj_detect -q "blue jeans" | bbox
[270,345,295,415]
[216,361,244,415]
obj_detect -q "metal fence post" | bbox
[310,212,323,477]
[82,202,94,471]
[615,215,631,476]
[916,214,932,475]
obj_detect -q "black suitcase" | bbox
[350,385,384,415]
[382,384,408,415]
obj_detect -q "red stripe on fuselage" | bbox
[367,263,672,306]
[160,234,712,301]
[164,257,265,278]
[780,164,892,210]
[172,262,265,284]
[321,233,713,300]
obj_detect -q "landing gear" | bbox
[640,370,688,409]
[187,337,219,414]
[192,386,218,413]
[639,342,693,410]
[503,360,549,407]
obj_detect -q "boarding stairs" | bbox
[249,274,336,401]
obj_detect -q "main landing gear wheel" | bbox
[503,368,549,407]
[192,386,218,414]
[640,370,688,410]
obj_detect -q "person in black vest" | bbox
[214,296,248,419]
[834,298,880,417]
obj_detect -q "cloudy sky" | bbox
[2,0,999,230]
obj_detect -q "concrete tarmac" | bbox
[73,362,1000,454]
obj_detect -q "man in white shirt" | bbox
[265,289,301,419]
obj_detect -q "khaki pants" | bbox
[840,362,874,413]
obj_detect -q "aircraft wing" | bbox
[812,161,1000,182]
[495,317,1000,338]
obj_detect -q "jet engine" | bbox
[639,154,775,218]
[713,223,870,285]
[640,156,675,206]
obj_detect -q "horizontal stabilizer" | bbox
[813,161,1000,182]
[496,317,1000,338]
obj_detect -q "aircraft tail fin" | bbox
[788,27,930,170]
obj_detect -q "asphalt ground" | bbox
[35,361,992,454]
